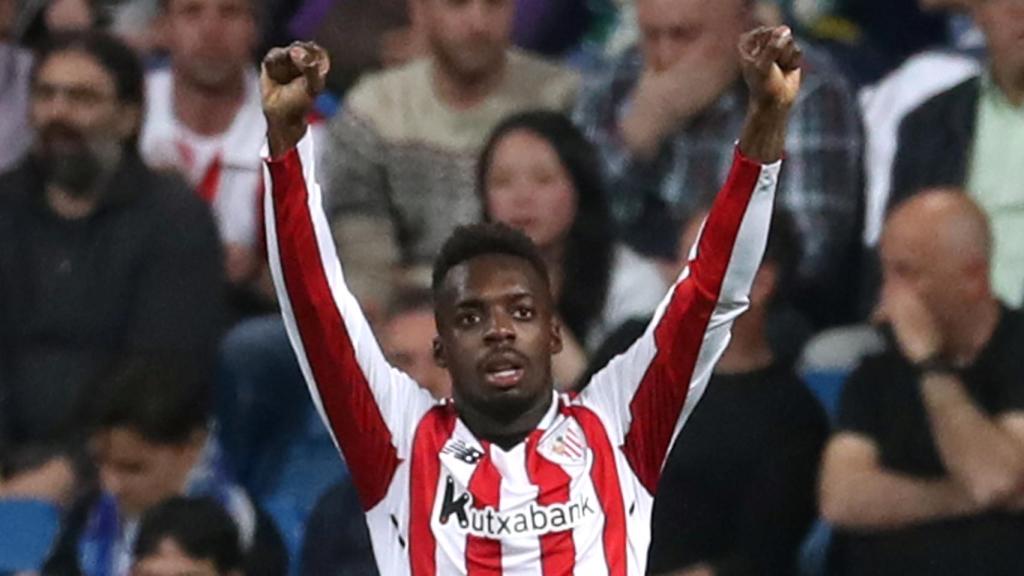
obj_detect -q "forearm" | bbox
[619,106,671,161]
[738,103,790,164]
[267,117,308,159]
[921,373,1024,505]
[821,468,977,530]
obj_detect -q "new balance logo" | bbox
[441,439,484,465]
[437,476,597,537]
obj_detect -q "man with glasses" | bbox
[0,30,224,447]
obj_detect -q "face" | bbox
[485,130,577,251]
[1,0,15,38]
[419,0,513,82]
[434,254,561,419]
[165,0,257,90]
[636,0,747,74]
[382,308,453,399]
[93,428,199,520]
[132,538,229,576]
[31,50,136,193]
[975,0,1024,77]
[879,215,972,329]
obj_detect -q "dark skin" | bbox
[261,26,801,448]
[433,254,562,448]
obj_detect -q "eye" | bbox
[512,305,535,321]
[456,311,481,327]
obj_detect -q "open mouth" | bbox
[481,354,526,389]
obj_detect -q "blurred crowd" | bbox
[0,0,1022,574]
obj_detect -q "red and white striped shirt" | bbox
[263,132,780,575]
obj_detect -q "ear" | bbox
[549,315,564,355]
[116,104,142,141]
[432,337,448,369]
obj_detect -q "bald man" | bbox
[574,0,863,328]
[819,189,1024,576]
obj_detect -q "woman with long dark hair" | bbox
[478,110,666,386]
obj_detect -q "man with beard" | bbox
[0,31,224,446]
[139,0,267,294]
[321,0,580,312]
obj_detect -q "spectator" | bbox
[575,0,863,327]
[19,0,105,49]
[890,0,1024,307]
[582,209,827,576]
[0,31,224,445]
[299,480,378,576]
[648,209,826,576]
[0,0,33,172]
[294,0,419,96]
[78,357,287,576]
[139,0,267,293]
[322,0,580,311]
[132,497,243,576]
[379,286,452,399]
[820,190,1024,576]
[479,110,666,385]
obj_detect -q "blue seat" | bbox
[0,499,61,573]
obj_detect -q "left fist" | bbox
[738,26,802,110]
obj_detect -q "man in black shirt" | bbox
[588,210,829,576]
[820,189,1024,576]
[0,31,224,445]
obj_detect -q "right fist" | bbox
[260,42,330,128]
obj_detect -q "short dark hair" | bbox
[431,223,550,296]
[33,30,145,109]
[134,497,242,575]
[91,356,210,445]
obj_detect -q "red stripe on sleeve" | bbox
[572,407,627,576]
[409,407,458,576]
[623,151,762,494]
[526,429,576,575]
[466,444,503,576]
[267,149,402,510]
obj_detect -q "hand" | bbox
[261,42,330,156]
[872,282,943,364]
[621,47,737,159]
[738,26,802,111]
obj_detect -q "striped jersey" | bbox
[263,132,781,575]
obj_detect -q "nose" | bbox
[483,309,515,344]
[35,90,74,125]
[100,467,123,498]
[650,36,676,73]
[465,0,489,33]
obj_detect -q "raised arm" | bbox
[579,27,801,494]
[260,43,435,510]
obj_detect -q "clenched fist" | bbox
[261,41,330,156]
[738,26,802,110]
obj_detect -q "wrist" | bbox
[914,352,957,378]
[266,119,307,159]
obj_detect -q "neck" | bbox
[991,62,1024,106]
[943,298,1001,366]
[431,56,506,110]
[172,69,246,136]
[714,311,774,374]
[46,183,102,220]
[457,392,553,450]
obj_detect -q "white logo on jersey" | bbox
[438,476,596,538]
